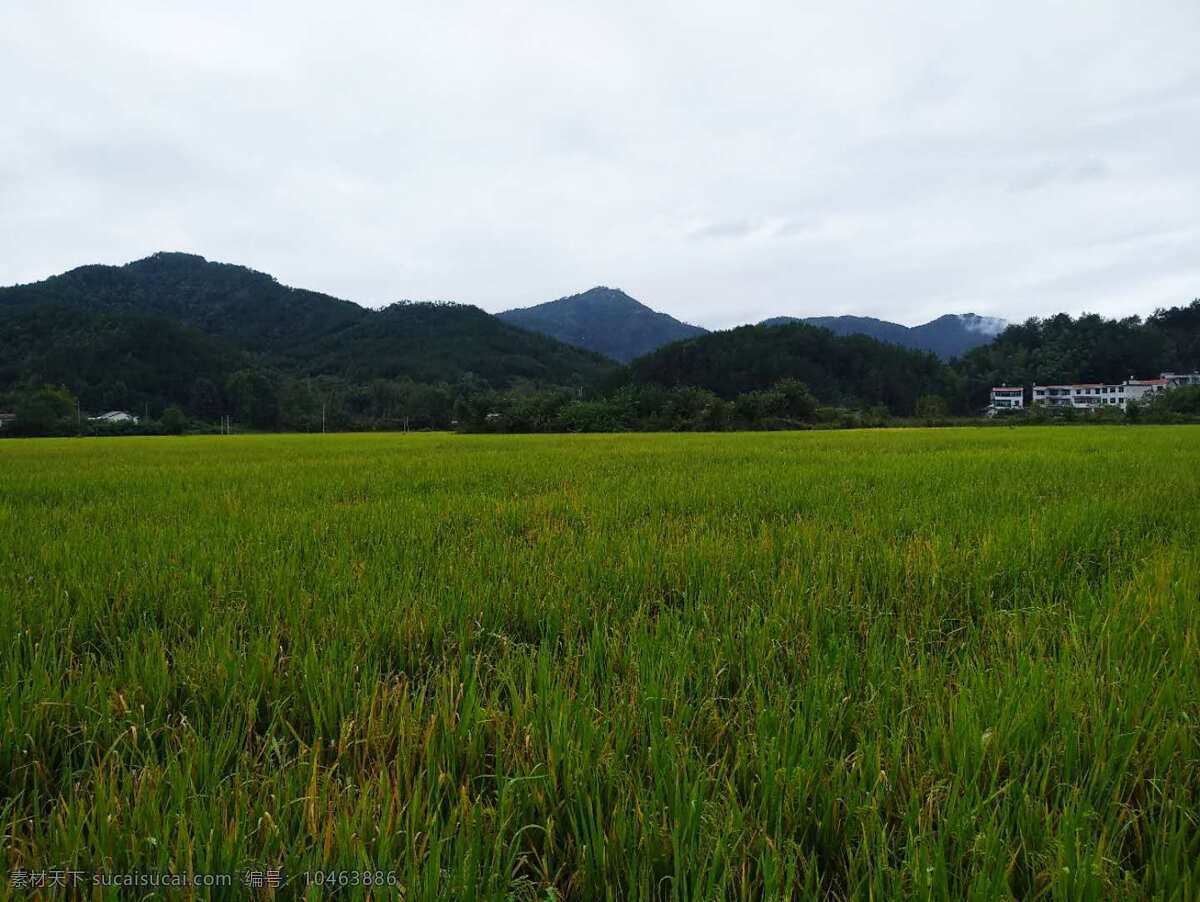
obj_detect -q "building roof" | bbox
[991,386,1022,392]
[1128,379,1168,385]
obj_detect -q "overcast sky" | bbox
[2,1,1197,329]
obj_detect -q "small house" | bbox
[90,411,140,425]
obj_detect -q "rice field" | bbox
[1,427,1198,899]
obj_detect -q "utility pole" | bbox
[322,402,326,434]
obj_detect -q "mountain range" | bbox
[497,292,1004,362]
[0,253,616,413]
[4,251,1196,430]
[759,314,1005,360]
[1,251,1013,412]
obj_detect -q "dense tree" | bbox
[1140,385,1200,419]
[1147,300,1200,371]
[159,405,189,435]
[0,305,244,415]
[915,394,949,421]
[12,385,77,435]
[225,370,280,430]
[455,381,820,434]
[188,377,223,420]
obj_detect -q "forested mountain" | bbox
[0,253,615,419]
[957,303,1200,405]
[298,301,613,387]
[0,252,364,357]
[497,287,708,362]
[761,313,1005,360]
[624,322,962,415]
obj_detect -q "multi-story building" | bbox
[1121,378,1168,405]
[988,386,1025,413]
[1031,383,1125,409]
[1027,373,1199,411]
[1163,372,1200,388]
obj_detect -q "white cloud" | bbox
[2,0,1197,326]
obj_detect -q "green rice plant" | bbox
[0,427,1197,899]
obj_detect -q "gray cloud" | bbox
[686,220,760,240]
[2,0,1198,327]
[1009,159,1111,193]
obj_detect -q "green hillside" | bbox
[0,253,617,419]
[626,321,962,415]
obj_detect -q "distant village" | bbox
[989,372,1200,415]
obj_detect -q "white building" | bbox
[90,410,140,424]
[1121,378,1168,406]
[988,386,1024,414]
[1030,383,1124,409]
[1163,372,1200,388]
[1028,373,1199,411]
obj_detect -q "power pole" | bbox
[322,402,326,434]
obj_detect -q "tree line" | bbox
[3,292,1197,436]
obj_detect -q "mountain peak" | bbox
[121,251,281,285]
[131,250,210,265]
[498,288,708,362]
[558,286,646,308]
[950,313,1007,335]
